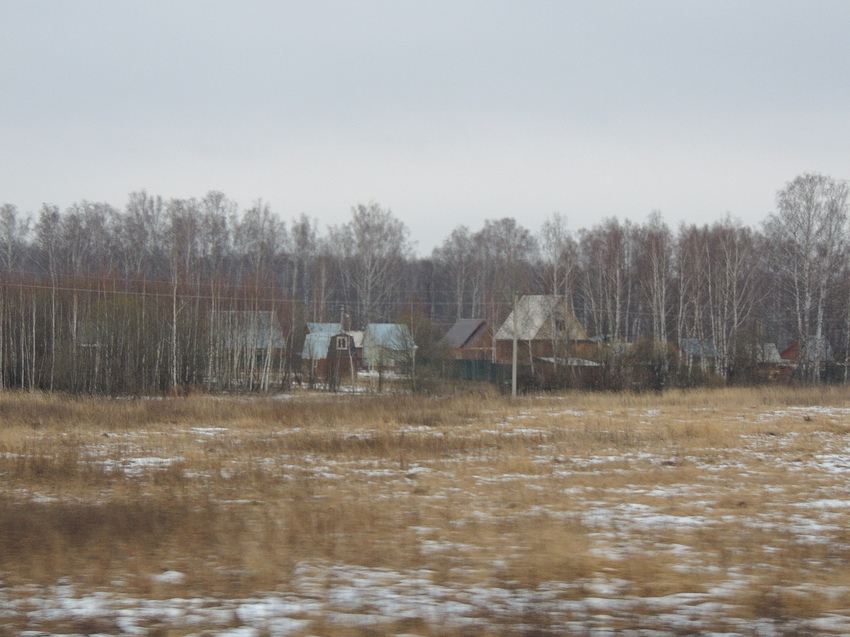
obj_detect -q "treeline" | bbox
[0,172,848,393]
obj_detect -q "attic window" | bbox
[336,336,348,350]
[555,318,567,332]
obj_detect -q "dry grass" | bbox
[2,385,850,634]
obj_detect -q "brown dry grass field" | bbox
[2,385,850,635]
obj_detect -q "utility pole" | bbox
[341,306,357,388]
[511,291,518,400]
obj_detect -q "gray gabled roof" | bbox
[494,296,586,342]
[442,319,488,349]
[301,332,333,360]
[362,324,415,366]
[679,339,717,358]
[758,343,783,364]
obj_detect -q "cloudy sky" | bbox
[2,1,849,253]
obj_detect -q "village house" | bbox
[440,318,493,361]
[780,336,837,381]
[755,342,787,381]
[301,326,360,387]
[346,329,365,362]
[780,337,834,365]
[212,310,286,359]
[494,295,588,365]
[362,324,416,371]
[301,323,341,378]
[678,339,717,371]
[209,310,287,390]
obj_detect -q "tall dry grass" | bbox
[2,385,850,633]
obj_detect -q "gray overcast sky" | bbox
[2,0,849,253]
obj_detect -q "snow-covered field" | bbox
[3,389,850,636]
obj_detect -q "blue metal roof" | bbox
[364,323,414,349]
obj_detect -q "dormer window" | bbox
[336,336,349,350]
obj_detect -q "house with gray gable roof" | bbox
[362,323,416,371]
[493,295,587,365]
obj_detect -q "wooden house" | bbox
[441,319,493,360]
[780,337,833,365]
[214,310,286,359]
[208,310,287,390]
[301,330,359,387]
[493,296,587,365]
[678,339,717,370]
[301,323,342,379]
[362,323,416,371]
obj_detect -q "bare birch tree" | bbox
[35,204,61,390]
[578,219,635,342]
[766,173,849,382]
[0,204,29,388]
[433,225,476,320]
[330,202,411,324]
[539,213,578,369]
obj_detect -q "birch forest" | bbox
[1,172,848,394]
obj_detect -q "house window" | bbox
[555,318,567,332]
[336,336,348,350]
